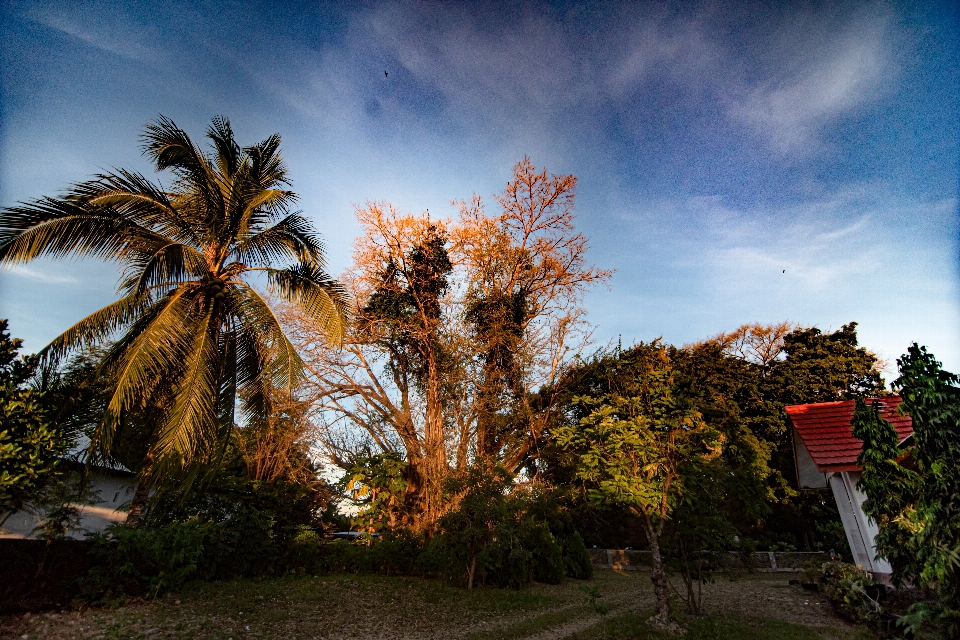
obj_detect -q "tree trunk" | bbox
[643,515,671,627]
[679,539,702,615]
[467,554,477,589]
[124,473,152,527]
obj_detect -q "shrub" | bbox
[482,535,532,589]
[82,507,278,600]
[83,520,211,599]
[528,523,564,585]
[562,531,593,580]
[803,560,883,624]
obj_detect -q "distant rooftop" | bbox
[786,397,913,474]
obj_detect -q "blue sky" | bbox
[1,0,958,378]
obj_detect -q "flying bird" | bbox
[384,70,388,77]
[783,270,786,273]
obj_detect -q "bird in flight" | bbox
[384,70,388,77]
[782,270,785,273]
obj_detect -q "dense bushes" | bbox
[80,519,592,601]
[83,510,278,599]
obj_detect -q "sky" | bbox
[1,0,958,380]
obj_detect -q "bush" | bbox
[562,531,593,580]
[528,523,564,585]
[82,507,278,600]
[481,535,532,589]
[802,560,883,624]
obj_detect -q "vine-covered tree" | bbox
[0,116,348,524]
[283,159,609,529]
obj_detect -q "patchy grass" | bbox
[466,606,584,640]
[570,610,880,640]
[3,571,878,639]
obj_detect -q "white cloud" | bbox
[2,265,78,284]
[724,8,896,154]
[24,3,172,66]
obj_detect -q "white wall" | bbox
[0,473,136,539]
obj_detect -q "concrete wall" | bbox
[1,473,136,539]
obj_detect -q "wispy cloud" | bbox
[2,265,78,284]
[723,7,897,154]
[24,3,171,66]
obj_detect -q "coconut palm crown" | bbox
[0,116,348,474]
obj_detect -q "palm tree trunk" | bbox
[125,473,152,527]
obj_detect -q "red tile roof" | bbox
[785,397,913,473]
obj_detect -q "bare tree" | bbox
[281,159,610,528]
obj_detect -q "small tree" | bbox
[555,344,721,628]
[856,344,960,636]
[436,464,518,589]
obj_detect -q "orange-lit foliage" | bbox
[281,159,610,528]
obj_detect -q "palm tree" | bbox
[0,116,348,523]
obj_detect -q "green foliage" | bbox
[554,344,721,525]
[802,560,882,624]
[341,451,411,532]
[0,320,76,519]
[528,522,565,585]
[83,501,285,599]
[562,531,594,580]
[855,344,960,636]
[435,464,554,589]
[769,322,885,406]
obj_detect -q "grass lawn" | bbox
[3,571,878,639]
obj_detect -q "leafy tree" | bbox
[555,343,722,628]
[769,322,885,406]
[0,320,74,526]
[0,116,348,524]
[856,345,960,636]
[342,451,413,532]
[700,322,885,549]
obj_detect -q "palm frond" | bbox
[0,199,167,264]
[266,263,350,343]
[94,289,198,457]
[118,242,208,296]
[70,170,200,246]
[207,116,241,180]
[228,282,305,394]
[233,188,298,238]
[141,116,222,230]
[39,293,151,365]
[231,213,325,267]
[152,304,222,463]
[245,134,289,189]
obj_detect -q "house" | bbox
[786,397,913,578]
[0,436,136,539]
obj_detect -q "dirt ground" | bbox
[1,571,861,640]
